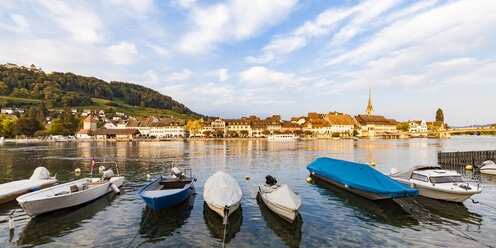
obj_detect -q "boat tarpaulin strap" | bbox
[307,157,418,197]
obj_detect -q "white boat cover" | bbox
[262,184,301,211]
[30,167,51,180]
[0,167,56,199]
[203,171,242,209]
[480,160,496,170]
[390,165,442,180]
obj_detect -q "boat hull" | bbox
[17,177,124,216]
[311,173,392,200]
[481,170,496,175]
[139,177,195,211]
[393,178,480,203]
[206,202,240,218]
[0,182,56,204]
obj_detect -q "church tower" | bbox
[366,88,374,116]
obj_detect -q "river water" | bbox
[0,136,495,247]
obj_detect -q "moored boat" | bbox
[17,169,123,216]
[139,167,196,211]
[478,160,496,175]
[389,165,481,202]
[307,157,418,200]
[268,134,300,141]
[258,175,301,222]
[203,171,242,219]
[0,167,56,204]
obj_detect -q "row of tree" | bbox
[0,66,197,115]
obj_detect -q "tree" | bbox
[47,118,65,135]
[396,122,410,132]
[352,130,359,137]
[293,130,302,136]
[436,108,444,123]
[303,130,313,136]
[261,130,271,136]
[226,130,238,137]
[240,130,249,137]
[273,130,282,135]
[13,117,44,137]
[1,118,16,137]
[202,130,212,137]
[214,129,224,137]
[186,120,202,136]
[331,132,340,137]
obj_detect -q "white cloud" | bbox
[146,43,169,56]
[218,68,229,82]
[168,69,192,81]
[240,66,306,87]
[105,41,138,65]
[144,70,159,84]
[178,0,297,53]
[107,0,155,14]
[37,0,104,43]
[10,14,29,31]
[175,0,196,9]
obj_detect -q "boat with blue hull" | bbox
[307,157,418,200]
[140,172,196,211]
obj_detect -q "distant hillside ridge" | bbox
[0,64,198,117]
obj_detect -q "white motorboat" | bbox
[203,171,242,219]
[389,165,481,203]
[268,134,300,141]
[17,170,123,216]
[0,167,56,204]
[479,160,496,175]
[258,176,301,222]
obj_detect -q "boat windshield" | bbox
[429,176,464,183]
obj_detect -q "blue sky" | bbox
[1,0,495,125]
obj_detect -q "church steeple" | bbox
[366,88,374,116]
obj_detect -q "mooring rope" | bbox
[125,207,152,248]
[405,195,494,248]
[471,199,496,210]
[222,207,229,248]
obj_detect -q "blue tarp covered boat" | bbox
[307,157,418,200]
[139,176,196,211]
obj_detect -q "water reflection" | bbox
[17,192,119,246]
[257,195,302,248]
[394,197,483,228]
[312,176,419,227]
[203,203,242,244]
[138,192,195,243]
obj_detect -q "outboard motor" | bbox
[102,169,114,180]
[171,167,182,178]
[265,175,277,185]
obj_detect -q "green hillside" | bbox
[0,65,200,118]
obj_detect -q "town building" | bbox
[92,129,140,140]
[225,119,251,137]
[409,120,427,133]
[325,112,354,135]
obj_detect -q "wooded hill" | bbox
[0,65,199,118]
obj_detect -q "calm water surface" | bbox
[1,136,496,247]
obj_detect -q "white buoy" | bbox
[8,217,14,230]
[146,174,151,179]
[75,168,81,175]
[99,166,105,173]
[110,184,120,194]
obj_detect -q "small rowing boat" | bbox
[258,175,301,222]
[203,171,242,219]
[307,157,418,200]
[17,169,123,216]
[0,167,56,204]
[139,167,196,210]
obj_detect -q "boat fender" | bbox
[465,165,473,170]
[306,177,312,183]
[98,166,105,173]
[110,183,120,194]
[31,187,40,192]
[371,162,376,167]
[75,168,81,175]
[8,217,14,230]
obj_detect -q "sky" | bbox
[1,0,495,126]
